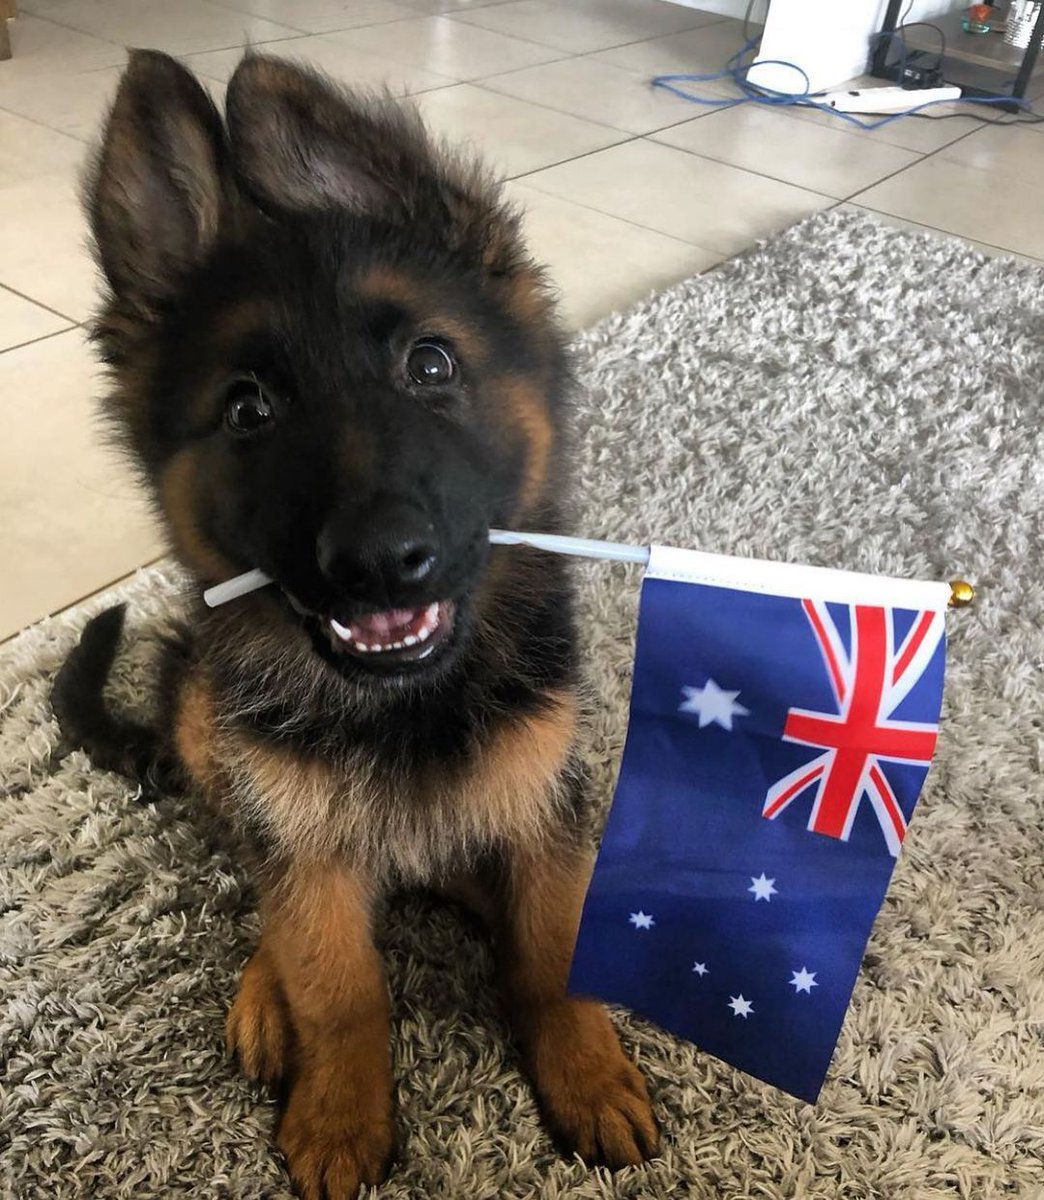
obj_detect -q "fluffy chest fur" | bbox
[174,638,581,885]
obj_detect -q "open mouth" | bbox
[328,600,456,666]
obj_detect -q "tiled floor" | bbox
[2,0,1043,639]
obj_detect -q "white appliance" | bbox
[745,0,900,96]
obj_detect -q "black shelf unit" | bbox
[870,0,1044,110]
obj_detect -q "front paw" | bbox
[277,1073,396,1200]
[523,997,660,1169]
[226,948,293,1088]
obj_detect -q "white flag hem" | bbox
[646,545,951,612]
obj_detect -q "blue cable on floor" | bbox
[652,36,1040,131]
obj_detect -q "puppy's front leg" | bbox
[266,863,395,1200]
[497,844,660,1168]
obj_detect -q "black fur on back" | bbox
[51,605,177,788]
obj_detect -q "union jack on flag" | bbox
[763,600,944,857]
[570,547,949,1102]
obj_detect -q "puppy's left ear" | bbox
[224,54,539,287]
[225,55,423,218]
[227,54,553,318]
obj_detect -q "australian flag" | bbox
[569,546,949,1103]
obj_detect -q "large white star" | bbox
[629,911,654,930]
[748,872,778,902]
[692,962,709,977]
[679,679,750,730]
[790,967,818,994]
[728,994,754,1019]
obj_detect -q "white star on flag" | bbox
[728,994,754,1019]
[692,962,709,977]
[748,872,778,901]
[789,967,818,994]
[678,678,750,730]
[629,911,654,930]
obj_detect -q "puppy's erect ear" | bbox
[225,55,421,218]
[224,54,542,293]
[88,50,229,311]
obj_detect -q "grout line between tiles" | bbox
[0,283,81,326]
[439,9,733,59]
[846,203,1044,264]
[0,325,79,357]
[841,112,1001,207]
[0,554,170,647]
[512,161,743,262]
[14,5,307,51]
[635,127,900,204]
[0,102,93,147]
[469,67,719,138]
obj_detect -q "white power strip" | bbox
[816,85,962,114]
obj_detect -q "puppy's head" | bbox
[88,51,569,688]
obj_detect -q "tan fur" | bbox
[495,848,661,1168]
[160,449,237,582]
[173,670,222,797]
[225,942,292,1086]
[501,374,554,517]
[498,264,555,327]
[264,862,395,1199]
[220,687,577,882]
[357,264,489,367]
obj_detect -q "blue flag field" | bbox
[569,546,949,1103]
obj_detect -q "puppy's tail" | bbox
[52,604,172,788]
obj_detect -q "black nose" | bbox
[316,501,439,601]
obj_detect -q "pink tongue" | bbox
[348,607,423,642]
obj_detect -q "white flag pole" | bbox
[201,529,972,609]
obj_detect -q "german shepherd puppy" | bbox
[52,50,658,1198]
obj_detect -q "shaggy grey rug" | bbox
[2,208,1043,1200]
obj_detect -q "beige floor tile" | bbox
[413,84,627,177]
[332,14,563,80]
[840,203,1044,268]
[0,110,87,186]
[0,13,125,79]
[0,65,224,140]
[777,75,985,154]
[653,104,920,200]
[0,330,163,640]
[0,287,73,351]
[477,53,705,134]
[205,0,415,34]
[506,182,718,329]
[402,0,518,9]
[938,121,1044,189]
[0,173,99,322]
[0,65,123,142]
[22,0,300,55]
[186,31,452,92]
[519,137,830,255]
[452,0,720,54]
[854,155,1044,261]
[588,17,748,92]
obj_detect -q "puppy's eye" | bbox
[407,340,455,386]
[224,376,274,435]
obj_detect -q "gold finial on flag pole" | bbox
[948,580,975,608]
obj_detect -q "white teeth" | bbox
[330,602,445,656]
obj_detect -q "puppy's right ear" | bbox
[88,50,229,313]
